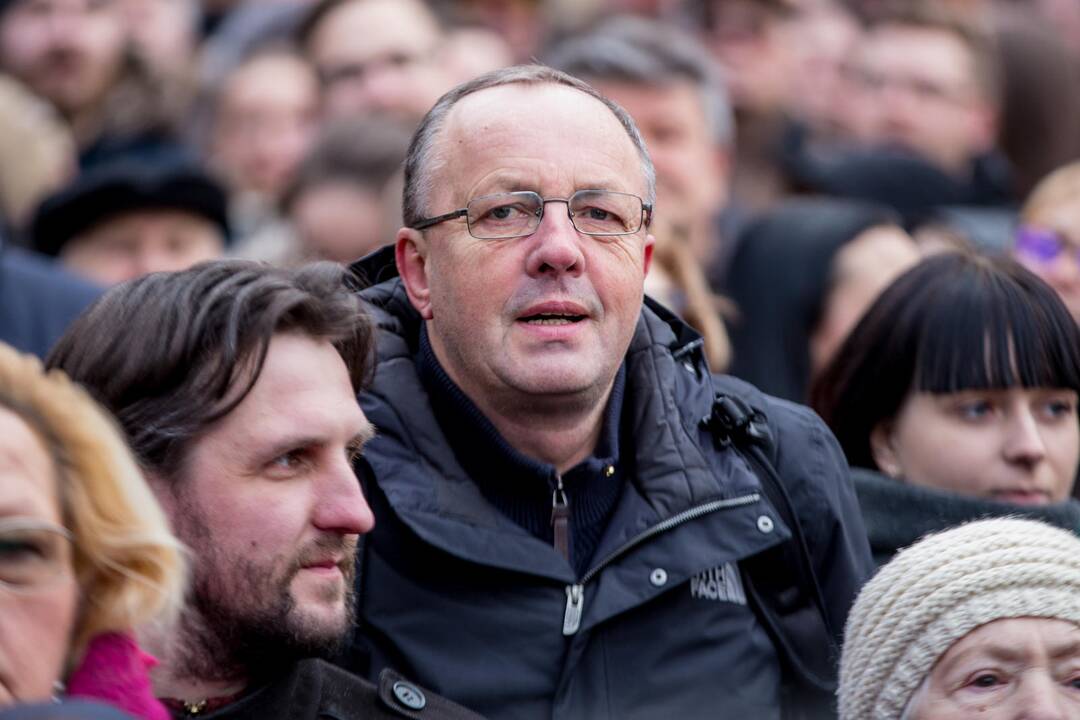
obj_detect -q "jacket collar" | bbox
[853,468,1080,564]
[354,248,764,576]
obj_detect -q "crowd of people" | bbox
[3,0,1080,718]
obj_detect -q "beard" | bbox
[172,513,357,684]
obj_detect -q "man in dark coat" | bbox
[347,64,874,720]
[47,261,481,720]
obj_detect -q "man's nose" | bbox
[525,200,586,278]
[1003,405,1048,467]
[313,454,376,536]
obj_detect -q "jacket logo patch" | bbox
[690,562,746,605]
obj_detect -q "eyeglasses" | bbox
[412,190,653,240]
[0,518,73,594]
[1015,226,1080,266]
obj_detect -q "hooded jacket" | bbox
[347,247,873,720]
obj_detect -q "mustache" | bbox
[505,279,603,318]
[293,534,357,578]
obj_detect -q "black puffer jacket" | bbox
[347,248,874,720]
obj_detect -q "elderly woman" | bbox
[839,518,1080,719]
[812,251,1080,563]
[0,342,184,716]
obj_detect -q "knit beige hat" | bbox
[838,518,1080,720]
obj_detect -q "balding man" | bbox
[348,65,873,720]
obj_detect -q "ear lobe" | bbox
[869,422,902,478]
[395,228,434,320]
[642,233,655,276]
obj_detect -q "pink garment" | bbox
[66,632,170,720]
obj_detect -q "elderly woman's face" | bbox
[0,408,78,706]
[909,618,1080,719]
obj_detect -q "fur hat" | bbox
[29,151,229,257]
[838,518,1080,720]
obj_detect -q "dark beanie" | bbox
[30,155,230,257]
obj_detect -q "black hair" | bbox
[811,251,1080,470]
[725,197,900,402]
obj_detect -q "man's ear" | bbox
[969,100,998,155]
[396,227,434,320]
[709,147,732,209]
[869,421,902,478]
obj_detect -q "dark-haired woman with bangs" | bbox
[811,251,1080,565]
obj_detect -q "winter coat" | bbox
[170,661,482,720]
[853,468,1080,566]
[347,248,874,720]
[0,246,101,359]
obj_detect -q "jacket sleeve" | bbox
[766,396,876,643]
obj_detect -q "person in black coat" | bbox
[725,197,918,402]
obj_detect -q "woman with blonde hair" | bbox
[0,341,184,717]
[1014,159,1080,323]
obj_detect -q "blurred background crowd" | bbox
[4,0,1080,396]
[6,0,1080,716]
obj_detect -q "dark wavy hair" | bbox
[47,260,374,483]
[810,251,1080,471]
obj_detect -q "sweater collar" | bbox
[416,323,623,489]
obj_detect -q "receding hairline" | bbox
[426,81,652,199]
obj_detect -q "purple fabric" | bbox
[1015,225,1080,264]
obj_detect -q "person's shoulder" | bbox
[0,701,134,720]
[309,661,487,720]
[0,247,103,357]
[3,247,102,304]
[710,372,830,442]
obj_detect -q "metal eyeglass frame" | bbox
[411,189,653,240]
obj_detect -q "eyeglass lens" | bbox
[466,191,643,239]
[1016,227,1080,265]
[0,523,72,591]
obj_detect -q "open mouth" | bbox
[520,313,587,326]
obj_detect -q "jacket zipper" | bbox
[551,473,570,562]
[562,492,761,636]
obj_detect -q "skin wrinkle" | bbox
[400,81,653,472]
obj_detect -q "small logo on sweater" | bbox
[690,562,746,605]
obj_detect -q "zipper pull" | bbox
[563,583,584,635]
[551,474,569,562]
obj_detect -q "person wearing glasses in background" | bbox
[1014,160,1080,324]
[346,65,874,720]
[0,342,184,718]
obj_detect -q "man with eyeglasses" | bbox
[346,65,873,719]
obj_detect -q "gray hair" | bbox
[544,15,735,148]
[401,64,656,228]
